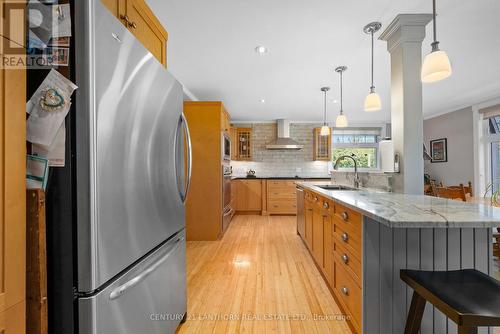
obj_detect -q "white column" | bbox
[380,14,432,194]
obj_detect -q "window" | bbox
[330,128,382,170]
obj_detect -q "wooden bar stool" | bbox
[400,269,500,334]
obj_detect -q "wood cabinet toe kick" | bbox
[297,187,496,334]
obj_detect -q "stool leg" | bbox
[404,291,427,334]
[458,326,478,334]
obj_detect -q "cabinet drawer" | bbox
[334,260,362,328]
[268,199,297,214]
[267,189,296,199]
[267,180,297,190]
[334,241,361,283]
[334,204,362,235]
[333,224,362,261]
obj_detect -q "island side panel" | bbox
[447,228,461,334]
[433,229,448,334]
[363,217,493,334]
[363,220,381,334]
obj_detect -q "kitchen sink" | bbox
[315,185,359,191]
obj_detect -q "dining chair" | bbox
[433,185,467,202]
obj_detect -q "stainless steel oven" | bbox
[222,133,231,162]
[222,165,233,232]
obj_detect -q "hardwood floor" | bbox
[177,215,351,334]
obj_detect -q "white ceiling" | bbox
[147,0,500,122]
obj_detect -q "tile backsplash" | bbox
[231,123,330,177]
[231,122,393,191]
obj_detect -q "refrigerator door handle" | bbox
[109,236,184,300]
[175,113,192,204]
[182,113,193,203]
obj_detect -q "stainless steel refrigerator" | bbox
[70,1,191,333]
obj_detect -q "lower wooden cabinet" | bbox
[267,180,297,214]
[301,190,362,334]
[233,180,262,212]
[0,301,26,334]
[312,208,324,267]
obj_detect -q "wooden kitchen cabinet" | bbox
[322,202,334,287]
[0,37,27,333]
[229,127,238,160]
[313,127,331,161]
[312,207,324,267]
[101,0,168,66]
[221,108,230,133]
[234,128,252,161]
[304,192,314,250]
[300,190,362,334]
[233,180,262,212]
[267,180,297,215]
[184,102,232,240]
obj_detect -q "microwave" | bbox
[222,133,231,161]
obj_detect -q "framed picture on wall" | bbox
[430,138,447,163]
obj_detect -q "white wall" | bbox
[423,107,474,186]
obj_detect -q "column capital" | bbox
[379,14,433,52]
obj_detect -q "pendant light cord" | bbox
[370,31,374,92]
[433,0,437,42]
[340,71,343,114]
[431,0,439,51]
[323,89,327,125]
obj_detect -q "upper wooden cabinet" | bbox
[229,127,238,160]
[313,127,331,161]
[221,108,230,133]
[233,128,252,161]
[101,0,168,67]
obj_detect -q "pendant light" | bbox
[320,87,331,136]
[421,0,452,83]
[363,22,382,112]
[335,66,348,128]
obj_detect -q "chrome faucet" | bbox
[333,155,360,188]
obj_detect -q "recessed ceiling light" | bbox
[333,99,339,104]
[260,99,266,103]
[255,46,268,54]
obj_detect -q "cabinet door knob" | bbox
[341,211,348,221]
[342,253,349,264]
[341,286,349,296]
[120,15,130,24]
[314,197,318,202]
[129,21,138,29]
[323,202,329,209]
[341,232,349,242]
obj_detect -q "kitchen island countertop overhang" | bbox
[297,181,500,228]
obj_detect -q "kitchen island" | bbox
[296,182,500,334]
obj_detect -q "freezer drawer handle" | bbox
[109,237,184,301]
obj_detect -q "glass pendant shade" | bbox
[320,125,330,136]
[364,91,382,112]
[336,114,348,128]
[421,50,452,83]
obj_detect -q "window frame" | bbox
[328,127,383,173]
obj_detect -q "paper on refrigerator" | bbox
[32,122,66,167]
[27,69,77,146]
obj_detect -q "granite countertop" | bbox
[231,176,331,180]
[298,182,500,228]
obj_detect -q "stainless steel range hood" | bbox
[266,119,303,150]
